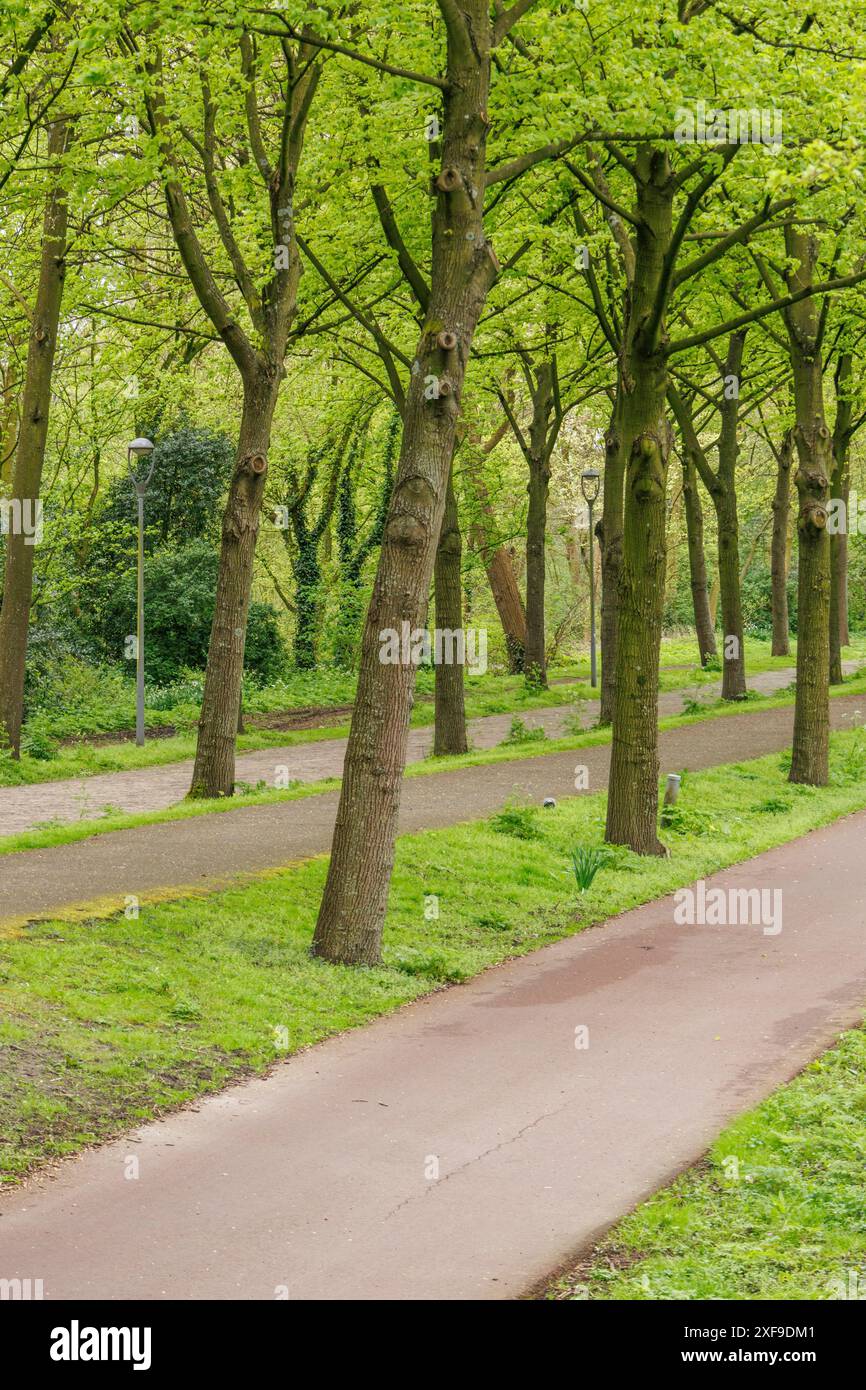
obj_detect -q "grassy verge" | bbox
[8,634,858,789]
[2,729,866,1183]
[1,664,587,788]
[547,1024,866,1301]
[4,666,865,858]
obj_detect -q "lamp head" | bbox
[128,437,154,460]
[581,467,601,504]
[127,437,156,493]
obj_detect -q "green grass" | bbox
[548,1024,866,1302]
[2,728,866,1183]
[9,633,859,789]
[5,664,866,859]
[1,664,587,788]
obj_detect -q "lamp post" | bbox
[127,437,155,747]
[581,467,601,688]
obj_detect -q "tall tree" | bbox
[311,0,549,964]
[127,21,323,796]
[0,118,73,754]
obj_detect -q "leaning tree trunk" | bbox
[189,363,280,797]
[486,544,527,672]
[785,229,831,787]
[0,119,71,756]
[311,13,497,965]
[433,462,468,755]
[681,452,716,665]
[598,393,625,724]
[605,149,674,856]
[462,425,527,671]
[770,428,793,656]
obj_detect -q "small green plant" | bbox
[833,727,866,784]
[19,724,59,761]
[570,844,614,892]
[235,778,271,796]
[681,689,706,717]
[502,715,547,746]
[562,697,588,736]
[490,800,541,840]
[754,796,791,814]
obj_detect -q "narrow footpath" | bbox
[1,692,863,925]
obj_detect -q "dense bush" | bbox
[96,424,235,555]
[89,539,287,683]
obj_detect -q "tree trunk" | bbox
[716,487,747,698]
[599,392,625,724]
[311,7,497,965]
[433,462,468,755]
[0,119,71,756]
[668,334,746,699]
[1,356,19,487]
[461,415,526,671]
[605,150,674,855]
[681,452,716,665]
[770,428,793,656]
[715,334,747,700]
[189,364,280,796]
[522,361,554,687]
[486,544,526,672]
[785,229,831,787]
[830,354,852,684]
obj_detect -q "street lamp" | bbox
[127,437,155,747]
[581,467,601,689]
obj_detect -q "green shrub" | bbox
[490,801,542,840]
[502,715,547,746]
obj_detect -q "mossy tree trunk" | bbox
[605,150,674,856]
[681,450,717,666]
[312,0,501,965]
[433,461,468,755]
[599,392,626,724]
[829,352,852,685]
[770,428,794,657]
[500,359,558,688]
[784,228,831,787]
[0,119,72,756]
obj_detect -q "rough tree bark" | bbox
[142,40,319,797]
[605,149,674,856]
[311,0,501,964]
[829,352,852,684]
[461,415,527,671]
[0,119,71,756]
[680,450,717,665]
[598,392,625,724]
[770,428,794,656]
[433,461,468,755]
[190,366,282,795]
[668,332,748,701]
[784,228,831,786]
[515,360,556,687]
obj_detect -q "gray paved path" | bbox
[1,663,850,838]
[1,691,864,925]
